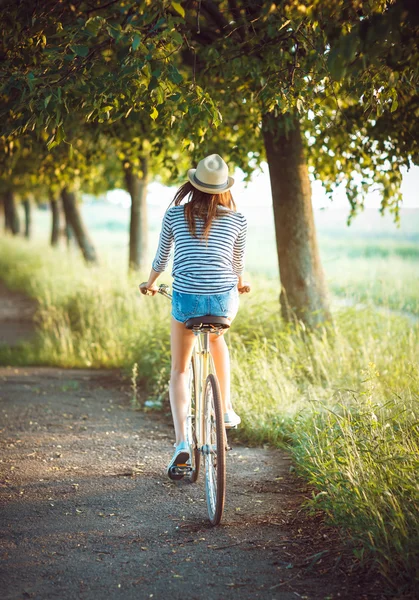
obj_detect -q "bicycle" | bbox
[156,283,233,526]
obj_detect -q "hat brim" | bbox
[187,169,235,194]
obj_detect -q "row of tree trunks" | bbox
[3,131,328,328]
[124,157,148,271]
[262,112,331,328]
[60,187,98,264]
[3,190,20,235]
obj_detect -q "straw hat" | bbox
[188,154,234,194]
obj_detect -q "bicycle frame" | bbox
[192,329,213,454]
[157,284,219,455]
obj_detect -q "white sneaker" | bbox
[224,409,241,429]
[167,441,190,479]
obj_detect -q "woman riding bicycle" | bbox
[139,154,249,476]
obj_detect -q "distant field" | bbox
[29,199,419,315]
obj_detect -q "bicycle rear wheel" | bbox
[203,373,226,526]
[186,355,200,483]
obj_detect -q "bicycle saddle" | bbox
[184,315,231,330]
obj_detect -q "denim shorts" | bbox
[172,287,239,324]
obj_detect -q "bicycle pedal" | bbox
[168,464,191,481]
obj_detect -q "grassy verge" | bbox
[0,236,418,590]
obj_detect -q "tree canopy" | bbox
[0,0,220,148]
[172,0,418,218]
[2,0,417,217]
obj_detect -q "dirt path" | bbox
[0,286,385,599]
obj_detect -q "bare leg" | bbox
[170,318,196,445]
[209,331,232,414]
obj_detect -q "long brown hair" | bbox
[170,182,236,239]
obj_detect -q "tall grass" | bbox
[0,236,418,590]
[326,255,419,317]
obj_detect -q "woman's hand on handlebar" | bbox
[238,281,251,294]
[139,282,159,296]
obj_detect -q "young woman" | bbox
[139,154,249,475]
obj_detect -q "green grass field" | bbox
[0,201,418,591]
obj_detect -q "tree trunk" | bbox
[64,214,74,248]
[60,187,98,263]
[262,112,331,328]
[49,193,60,247]
[4,190,20,235]
[124,158,148,271]
[22,198,31,238]
[2,194,10,231]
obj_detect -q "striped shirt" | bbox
[152,205,247,294]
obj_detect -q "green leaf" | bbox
[56,125,65,143]
[27,72,35,92]
[327,49,346,81]
[154,85,165,105]
[390,99,398,113]
[148,76,159,91]
[132,34,141,51]
[107,25,121,40]
[168,65,183,85]
[150,106,159,120]
[73,45,89,57]
[171,2,185,18]
[44,95,52,108]
[85,16,104,36]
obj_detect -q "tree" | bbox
[49,190,61,247]
[22,196,31,238]
[262,113,330,324]
[2,190,20,235]
[0,0,219,269]
[173,0,418,326]
[61,187,98,263]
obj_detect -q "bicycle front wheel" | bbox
[203,373,226,526]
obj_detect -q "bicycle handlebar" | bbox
[157,283,172,299]
[141,283,250,298]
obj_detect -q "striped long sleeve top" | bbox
[152,205,247,294]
